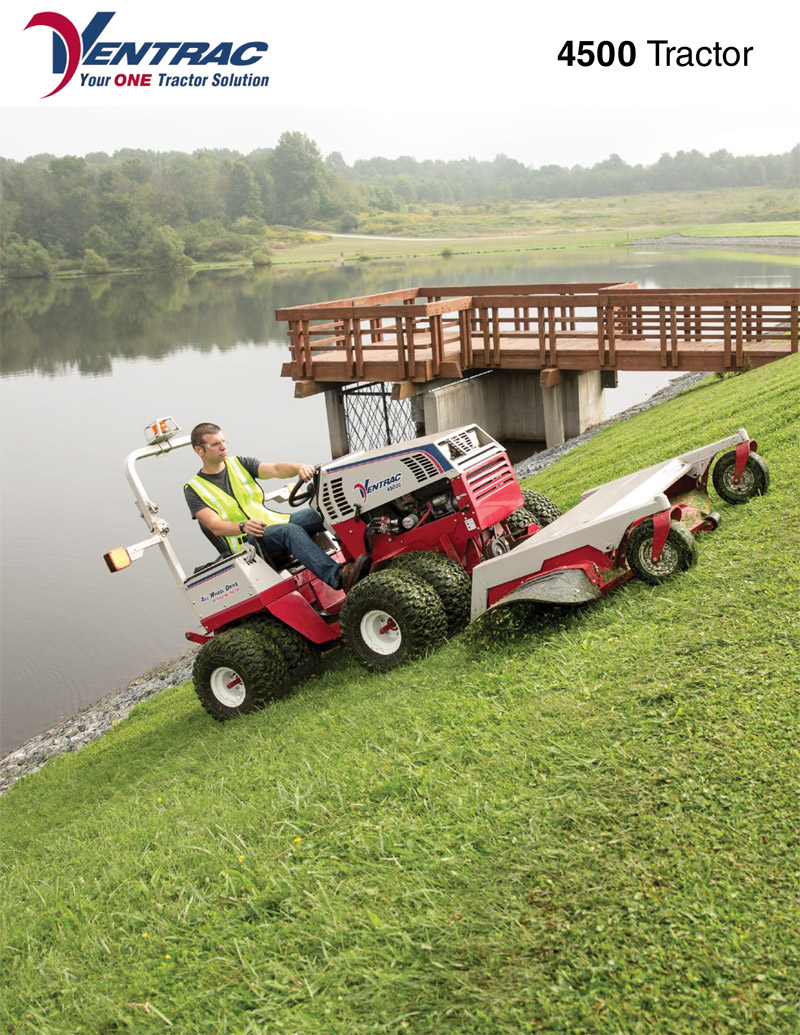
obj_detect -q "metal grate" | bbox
[342,382,417,453]
[465,454,516,500]
[400,452,441,484]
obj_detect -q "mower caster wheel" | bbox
[340,569,447,672]
[192,626,289,721]
[389,551,472,636]
[626,519,698,585]
[521,490,562,526]
[712,450,770,504]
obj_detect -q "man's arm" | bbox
[257,461,315,482]
[195,506,265,538]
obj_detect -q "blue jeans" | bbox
[250,508,343,589]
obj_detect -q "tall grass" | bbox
[1,357,798,1034]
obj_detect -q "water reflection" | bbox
[3,249,796,378]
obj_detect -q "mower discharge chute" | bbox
[104,420,769,721]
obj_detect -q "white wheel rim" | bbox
[724,467,754,496]
[209,666,247,707]
[360,609,402,655]
[638,539,678,577]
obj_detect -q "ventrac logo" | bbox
[354,473,403,501]
[24,11,268,97]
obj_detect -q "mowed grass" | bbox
[1,357,799,1034]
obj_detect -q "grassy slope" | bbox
[1,357,799,1035]
[275,222,799,268]
[342,187,800,238]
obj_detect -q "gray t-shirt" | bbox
[184,456,261,554]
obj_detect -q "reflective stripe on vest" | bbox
[187,457,289,554]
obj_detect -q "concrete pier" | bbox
[323,369,606,457]
[418,369,604,450]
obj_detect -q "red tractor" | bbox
[105,419,769,720]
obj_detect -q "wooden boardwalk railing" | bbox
[276,283,799,389]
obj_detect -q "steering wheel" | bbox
[287,466,319,508]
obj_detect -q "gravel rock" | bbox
[0,650,196,795]
[0,370,713,796]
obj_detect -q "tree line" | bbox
[1,132,797,277]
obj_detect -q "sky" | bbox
[0,0,797,169]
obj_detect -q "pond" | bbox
[1,247,797,752]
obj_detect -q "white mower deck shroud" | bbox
[470,428,753,618]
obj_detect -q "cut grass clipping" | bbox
[1,355,798,1034]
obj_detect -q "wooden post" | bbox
[537,307,547,367]
[658,306,667,368]
[406,316,418,380]
[480,306,491,364]
[459,309,472,368]
[300,319,312,377]
[607,306,617,367]
[596,305,607,366]
[353,317,364,380]
[547,306,558,367]
[791,303,798,353]
[341,318,354,379]
[395,317,407,379]
[430,314,442,378]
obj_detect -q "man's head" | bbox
[191,422,228,461]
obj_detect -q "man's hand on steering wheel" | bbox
[288,463,319,507]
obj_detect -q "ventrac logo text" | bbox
[354,473,403,501]
[24,11,268,97]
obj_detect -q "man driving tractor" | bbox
[184,422,371,592]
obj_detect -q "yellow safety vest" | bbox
[187,456,290,554]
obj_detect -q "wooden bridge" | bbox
[277,283,799,394]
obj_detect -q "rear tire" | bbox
[192,627,289,721]
[712,450,770,504]
[244,615,321,684]
[340,569,447,672]
[626,519,698,584]
[521,490,562,526]
[389,551,472,636]
[506,506,536,537]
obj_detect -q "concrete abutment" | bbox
[324,369,605,457]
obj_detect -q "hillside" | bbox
[1,355,798,1034]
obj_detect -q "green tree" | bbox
[141,226,191,271]
[82,248,110,274]
[86,225,113,257]
[2,235,53,278]
[269,131,328,224]
[226,160,262,223]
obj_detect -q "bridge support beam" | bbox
[324,387,350,458]
[419,369,605,450]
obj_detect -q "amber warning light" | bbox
[145,416,180,445]
[104,547,132,572]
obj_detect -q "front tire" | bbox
[340,569,447,672]
[192,627,289,721]
[626,519,698,584]
[712,450,770,504]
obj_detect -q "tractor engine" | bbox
[313,425,524,572]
